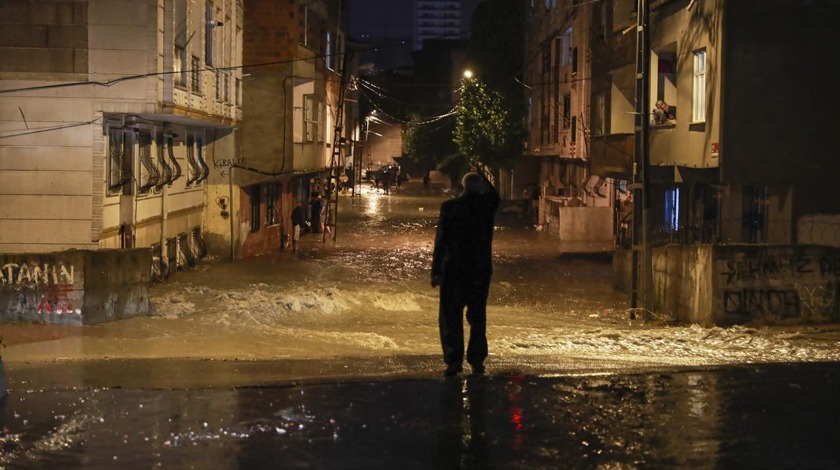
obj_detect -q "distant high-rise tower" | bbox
[413,0,480,50]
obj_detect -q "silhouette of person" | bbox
[309,196,322,234]
[290,200,306,251]
[432,171,500,377]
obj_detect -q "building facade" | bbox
[523,0,614,246]
[0,0,243,275]
[225,0,350,258]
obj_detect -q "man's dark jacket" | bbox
[432,180,500,286]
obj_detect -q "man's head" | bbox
[461,172,484,195]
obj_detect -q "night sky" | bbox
[347,0,415,69]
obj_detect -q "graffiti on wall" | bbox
[720,255,838,319]
[1,262,74,289]
[1,262,81,315]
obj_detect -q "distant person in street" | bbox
[310,196,322,234]
[431,170,501,377]
[290,200,307,251]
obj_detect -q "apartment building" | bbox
[237,0,350,257]
[0,0,243,274]
[590,0,840,323]
[602,0,840,247]
[523,0,614,246]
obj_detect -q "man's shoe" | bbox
[470,363,485,376]
[444,364,462,377]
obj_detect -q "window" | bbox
[265,183,281,226]
[205,1,214,66]
[742,185,768,243]
[249,186,261,232]
[137,131,159,194]
[693,49,706,122]
[542,43,551,73]
[317,103,325,143]
[326,31,334,70]
[191,55,201,92]
[174,0,187,86]
[652,47,677,125]
[665,187,681,233]
[304,94,315,142]
[571,47,578,75]
[562,94,571,129]
[174,45,187,86]
[108,128,134,195]
[235,77,242,106]
[571,116,577,143]
[560,28,572,67]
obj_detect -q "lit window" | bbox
[693,49,706,122]
[665,187,681,233]
[326,31,334,70]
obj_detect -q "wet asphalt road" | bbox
[1,180,840,468]
[2,361,839,469]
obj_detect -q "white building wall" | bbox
[0,0,241,256]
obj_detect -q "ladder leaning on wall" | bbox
[322,50,352,243]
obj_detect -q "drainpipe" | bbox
[229,165,235,260]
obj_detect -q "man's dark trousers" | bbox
[439,274,490,369]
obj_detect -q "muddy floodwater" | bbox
[4,182,839,374]
[1,181,840,468]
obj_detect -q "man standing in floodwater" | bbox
[431,171,500,377]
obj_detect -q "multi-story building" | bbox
[0,0,243,273]
[234,0,351,257]
[593,0,840,324]
[523,0,614,247]
[413,0,481,51]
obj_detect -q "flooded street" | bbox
[4,181,839,372]
[2,181,840,468]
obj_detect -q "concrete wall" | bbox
[0,249,152,325]
[649,244,840,326]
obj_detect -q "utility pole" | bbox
[631,0,651,315]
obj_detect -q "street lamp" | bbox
[463,69,474,79]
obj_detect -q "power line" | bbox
[0,117,102,140]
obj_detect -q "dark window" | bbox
[563,94,571,129]
[108,128,134,195]
[249,186,261,232]
[205,0,214,66]
[191,55,201,92]
[265,183,281,226]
